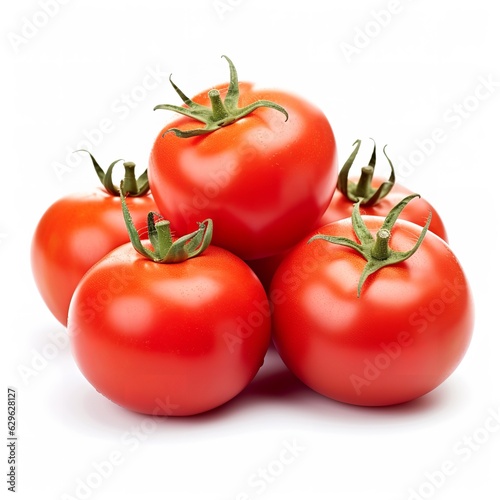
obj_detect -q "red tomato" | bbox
[68,242,271,417]
[270,199,473,406]
[149,56,337,260]
[247,139,449,293]
[319,139,448,241]
[31,154,156,326]
[318,179,448,242]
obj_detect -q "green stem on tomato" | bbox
[76,150,150,197]
[154,55,288,138]
[119,183,212,263]
[371,229,391,260]
[337,138,396,206]
[208,89,231,124]
[354,166,375,199]
[155,221,174,258]
[308,194,432,297]
[121,162,140,195]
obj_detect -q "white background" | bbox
[2,1,500,499]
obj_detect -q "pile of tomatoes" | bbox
[31,56,474,416]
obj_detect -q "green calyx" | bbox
[77,149,149,197]
[308,194,432,297]
[154,55,289,138]
[119,183,212,263]
[337,138,395,206]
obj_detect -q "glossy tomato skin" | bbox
[68,243,271,416]
[319,177,449,242]
[247,179,448,292]
[31,189,157,326]
[270,217,473,406]
[149,82,338,260]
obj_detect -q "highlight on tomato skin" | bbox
[269,197,474,407]
[68,243,272,416]
[31,152,157,326]
[149,55,339,261]
[245,138,450,294]
[67,193,272,417]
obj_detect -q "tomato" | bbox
[319,139,448,241]
[270,196,473,406]
[31,152,156,326]
[247,138,449,292]
[319,179,448,241]
[149,56,337,260]
[67,200,271,416]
